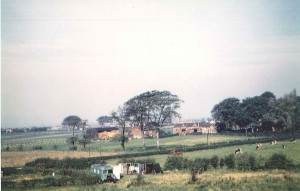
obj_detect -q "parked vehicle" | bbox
[90,164,117,182]
[114,162,163,175]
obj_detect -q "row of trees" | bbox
[62,90,183,150]
[211,90,300,133]
[62,89,299,150]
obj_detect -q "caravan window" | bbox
[97,170,100,174]
[108,169,113,173]
[103,170,108,174]
[94,169,96,173]
[134,163,139,167]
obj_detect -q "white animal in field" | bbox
[235,148,242,154]
[256,143,262,150]
[270,140,277,145]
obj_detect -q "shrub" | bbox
[235,153,258,170]
[18,144,24,151]
[69,146,77,150]
[32,145,43,150]
[25,157,106,170]
[220,158,225,168]
[210,155,219,169]
[2,167,19,176]
[224,154,235,169]
[193,158,210,171]
[265,153,294,170]
[5,146,10,151]
[164,156,192,170]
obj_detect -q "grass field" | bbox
[1,131,261,152]
[2,131,300,191]
[1,132,263,167]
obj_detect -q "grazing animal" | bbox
[256,143,263,150]
[282,144,285,149]
[235,148,242,154]
[270,140,277,145]
[290,138,296,142]
[170,149,183,156]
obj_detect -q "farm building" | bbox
[86,127,120,140]
[128,126,158,140]
[173,122,217,135]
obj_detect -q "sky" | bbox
[2,0,300,128]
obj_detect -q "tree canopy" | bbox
[124,90,183,149]
[211,90,300,132]
[62,115,82,145]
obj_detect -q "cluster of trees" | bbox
[62,90,183,150]
[211,90,300,133]
[112,90,183,150]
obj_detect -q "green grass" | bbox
[106,140,300,166]
[2,132,259,152]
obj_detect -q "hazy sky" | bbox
[2,0,300,128]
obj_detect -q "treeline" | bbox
[211,90,300,132]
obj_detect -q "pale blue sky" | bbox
[2,0,300,128]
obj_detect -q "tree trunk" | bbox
[72,126,75,145]
[156,128,160,150]
[142,130,146,150]
[121,136,125,151]
[207,127,209,145]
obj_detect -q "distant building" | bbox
[128,125,158,140]
[5,128,13,134]
[86,127,120,140]
[173,122,217,135]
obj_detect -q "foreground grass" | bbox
[3,170,300,191]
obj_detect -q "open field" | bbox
[2,136,300,168]
[1,131,263,152]
[106,139,300,166]
[2,131,300,191]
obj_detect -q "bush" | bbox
[210,155,219,169]
[193,158,210,171]
[220,158,225,168]
[224,154,235,169]
[32,145,43,150]
[235,153,258,170]
[2,167,19,176]
[18,144,24,151]
[25,157,106,170]
[164,156,192,170]
[265,153,294,170]
[69,146,77,150]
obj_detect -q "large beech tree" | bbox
[124,90,183,150]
